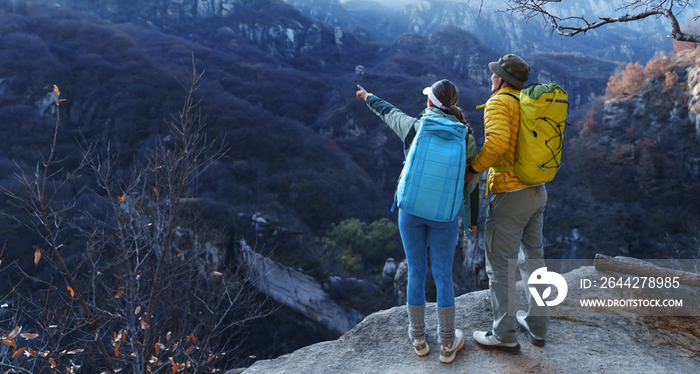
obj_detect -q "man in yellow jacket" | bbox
[468,54,548,352]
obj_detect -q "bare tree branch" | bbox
[502,0,700,43]
[0,362,33,374]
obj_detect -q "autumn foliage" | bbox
[606,52,688,100]
[567,42,700,261]
[605,62,645,99]
[643,56,671,79]
[663,71,679,92]
[577,105,598,140]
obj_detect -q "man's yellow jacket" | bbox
[470,87,531,194]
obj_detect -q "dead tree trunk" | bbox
[594,254,700,288]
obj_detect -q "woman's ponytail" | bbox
[448,104,472,133]
[432,80,472,133]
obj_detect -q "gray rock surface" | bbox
[235,266,700,374]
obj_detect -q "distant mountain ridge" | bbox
[56,0,685,63]
[57,0,674,66]
[288,0,677,62]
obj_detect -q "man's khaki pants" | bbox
[484,184,548,343]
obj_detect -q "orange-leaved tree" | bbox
[606,62,646,100]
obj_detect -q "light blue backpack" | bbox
[393,116,468,222]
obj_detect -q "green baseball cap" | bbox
[488,54,530,89]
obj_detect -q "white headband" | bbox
[422,86,449,110]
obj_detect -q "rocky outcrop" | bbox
[285,0,389,38]
[419,31,620,102]
[35,90,55,117]
[285,0,357,31]
[527,52,621,110]
[369,26,499,89]
[424,26,499,88]
[598,48,700,166]
[235,265,700,374]
[238,239,365,336]
[65,0,334,60]
[686,55,700,138]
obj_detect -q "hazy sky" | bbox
[339,0,433,10]
[345,0,471,9]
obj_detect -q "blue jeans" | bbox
[399,209,458,308]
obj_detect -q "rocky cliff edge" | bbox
[233,265,700,374]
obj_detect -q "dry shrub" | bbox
[664,71,680,91]
[578,105,598,140]
[636,148,659,196]
[612,143,635,164]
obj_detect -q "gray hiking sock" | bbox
[407,304,426,340]
[437,306,456,345]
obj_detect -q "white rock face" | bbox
[238,240,365,335]
[149,0,320,59]
[0,78,11,97]
[602,99,631,130]
[687,65,700,138]
[334,26,343,48]
[221,0,236,15]
[197,0,213,17]
[162,0,240,18]
[35,92,55,117]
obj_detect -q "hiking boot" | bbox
[472,330,520,352]
[409,334,429,356]
[515,310,545,346]
[439,328,464,364]
[407,304,427,356]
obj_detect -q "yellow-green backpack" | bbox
[495,83,569,185]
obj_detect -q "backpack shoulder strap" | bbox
[403,125,417,154]
[476,92,520,109]
[499,92,520,101]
